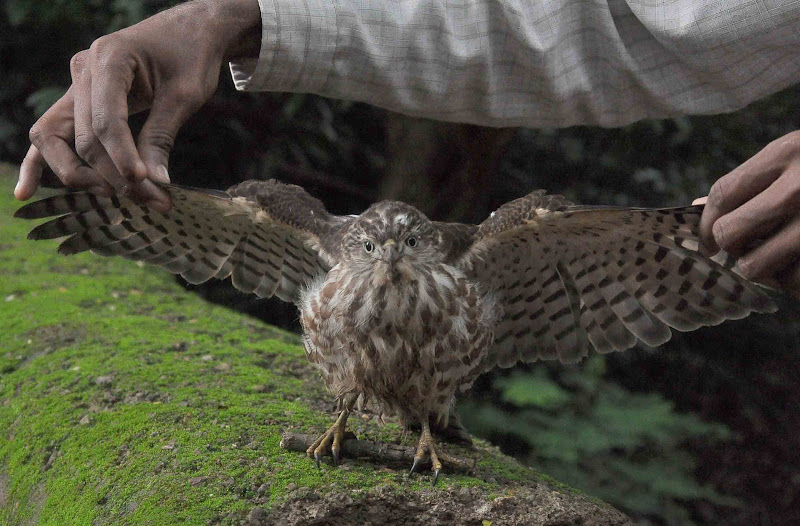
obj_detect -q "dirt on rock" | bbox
[247,485,632,526]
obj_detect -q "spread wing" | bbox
[459,190,777,368]
[14,179,348,304]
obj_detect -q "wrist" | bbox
[202,0,262,60]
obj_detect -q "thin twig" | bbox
[280,432,476,474]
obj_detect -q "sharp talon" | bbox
[306,405,353,470]
[410,457,420,475]
[412,419,446,484]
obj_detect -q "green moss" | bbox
[0,164,593,524]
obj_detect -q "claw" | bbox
[410,456,421,475]
[306,407,352,468]
[409,419,445,484]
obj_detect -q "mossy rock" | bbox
[0,163,631,525]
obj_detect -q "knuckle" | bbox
[91,110,115,139]
[89,34,115,56]
[69,51,87,75]
[89,35,127,72]
[142,128,175,153]
[74,132,97,161]
[28,123,46,147]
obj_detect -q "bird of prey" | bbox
[15,179,776,484]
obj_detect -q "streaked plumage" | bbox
[15,179,776,481]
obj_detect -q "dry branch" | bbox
[279,432,476,474]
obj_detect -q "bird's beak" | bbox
[383,239,400,266]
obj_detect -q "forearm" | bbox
[231,0,800,128]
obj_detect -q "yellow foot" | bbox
[409,420,443,486]
[306,408,351,468]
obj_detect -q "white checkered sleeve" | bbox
[229,0,800,128]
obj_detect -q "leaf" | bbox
[496,370,571,410]
[459,356,736,523]
[25,87,67,118]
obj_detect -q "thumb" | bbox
[135,94,193,210]
[137,93,193,185]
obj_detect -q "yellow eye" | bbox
[364,241,374,253]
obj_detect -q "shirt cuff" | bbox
[229,0,338,93]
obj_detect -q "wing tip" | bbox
[14,202,41,220]
[755,296,779,315]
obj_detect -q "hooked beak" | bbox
[383,239,400,266]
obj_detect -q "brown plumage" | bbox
[15,179,777,483]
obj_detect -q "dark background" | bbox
[3,2,799,524]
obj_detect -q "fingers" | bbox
[16,145,45,200]
[699,132,800,254]
[70,45,166,207]
[132,179,172,212]
[27,88,108,195]
[710,167,800,256]
[137,93,192,176]
[697,130,800,296]
[133,91,200,209]
[738,214,800,282]
[71,51,121,196]
[692,196,707,206]
[89,38,149,188]
[21,3,225,206]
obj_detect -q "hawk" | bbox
[15,179,776,484]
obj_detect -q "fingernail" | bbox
[154,165,170,184]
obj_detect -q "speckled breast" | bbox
[300,263,497,424]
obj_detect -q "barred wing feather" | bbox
[14,180,343,305]
[462,190,777,368]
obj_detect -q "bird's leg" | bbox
[306,401,354,468]
[432,408,473,445]
[409,418,443,486]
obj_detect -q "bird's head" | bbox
[343,201,441,280]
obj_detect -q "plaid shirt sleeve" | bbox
[229,0,800,128]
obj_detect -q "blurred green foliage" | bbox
[2,2,799,525]
[460,357,736,525]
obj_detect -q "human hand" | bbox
[697,131,800,294]
[15,0,261,210]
